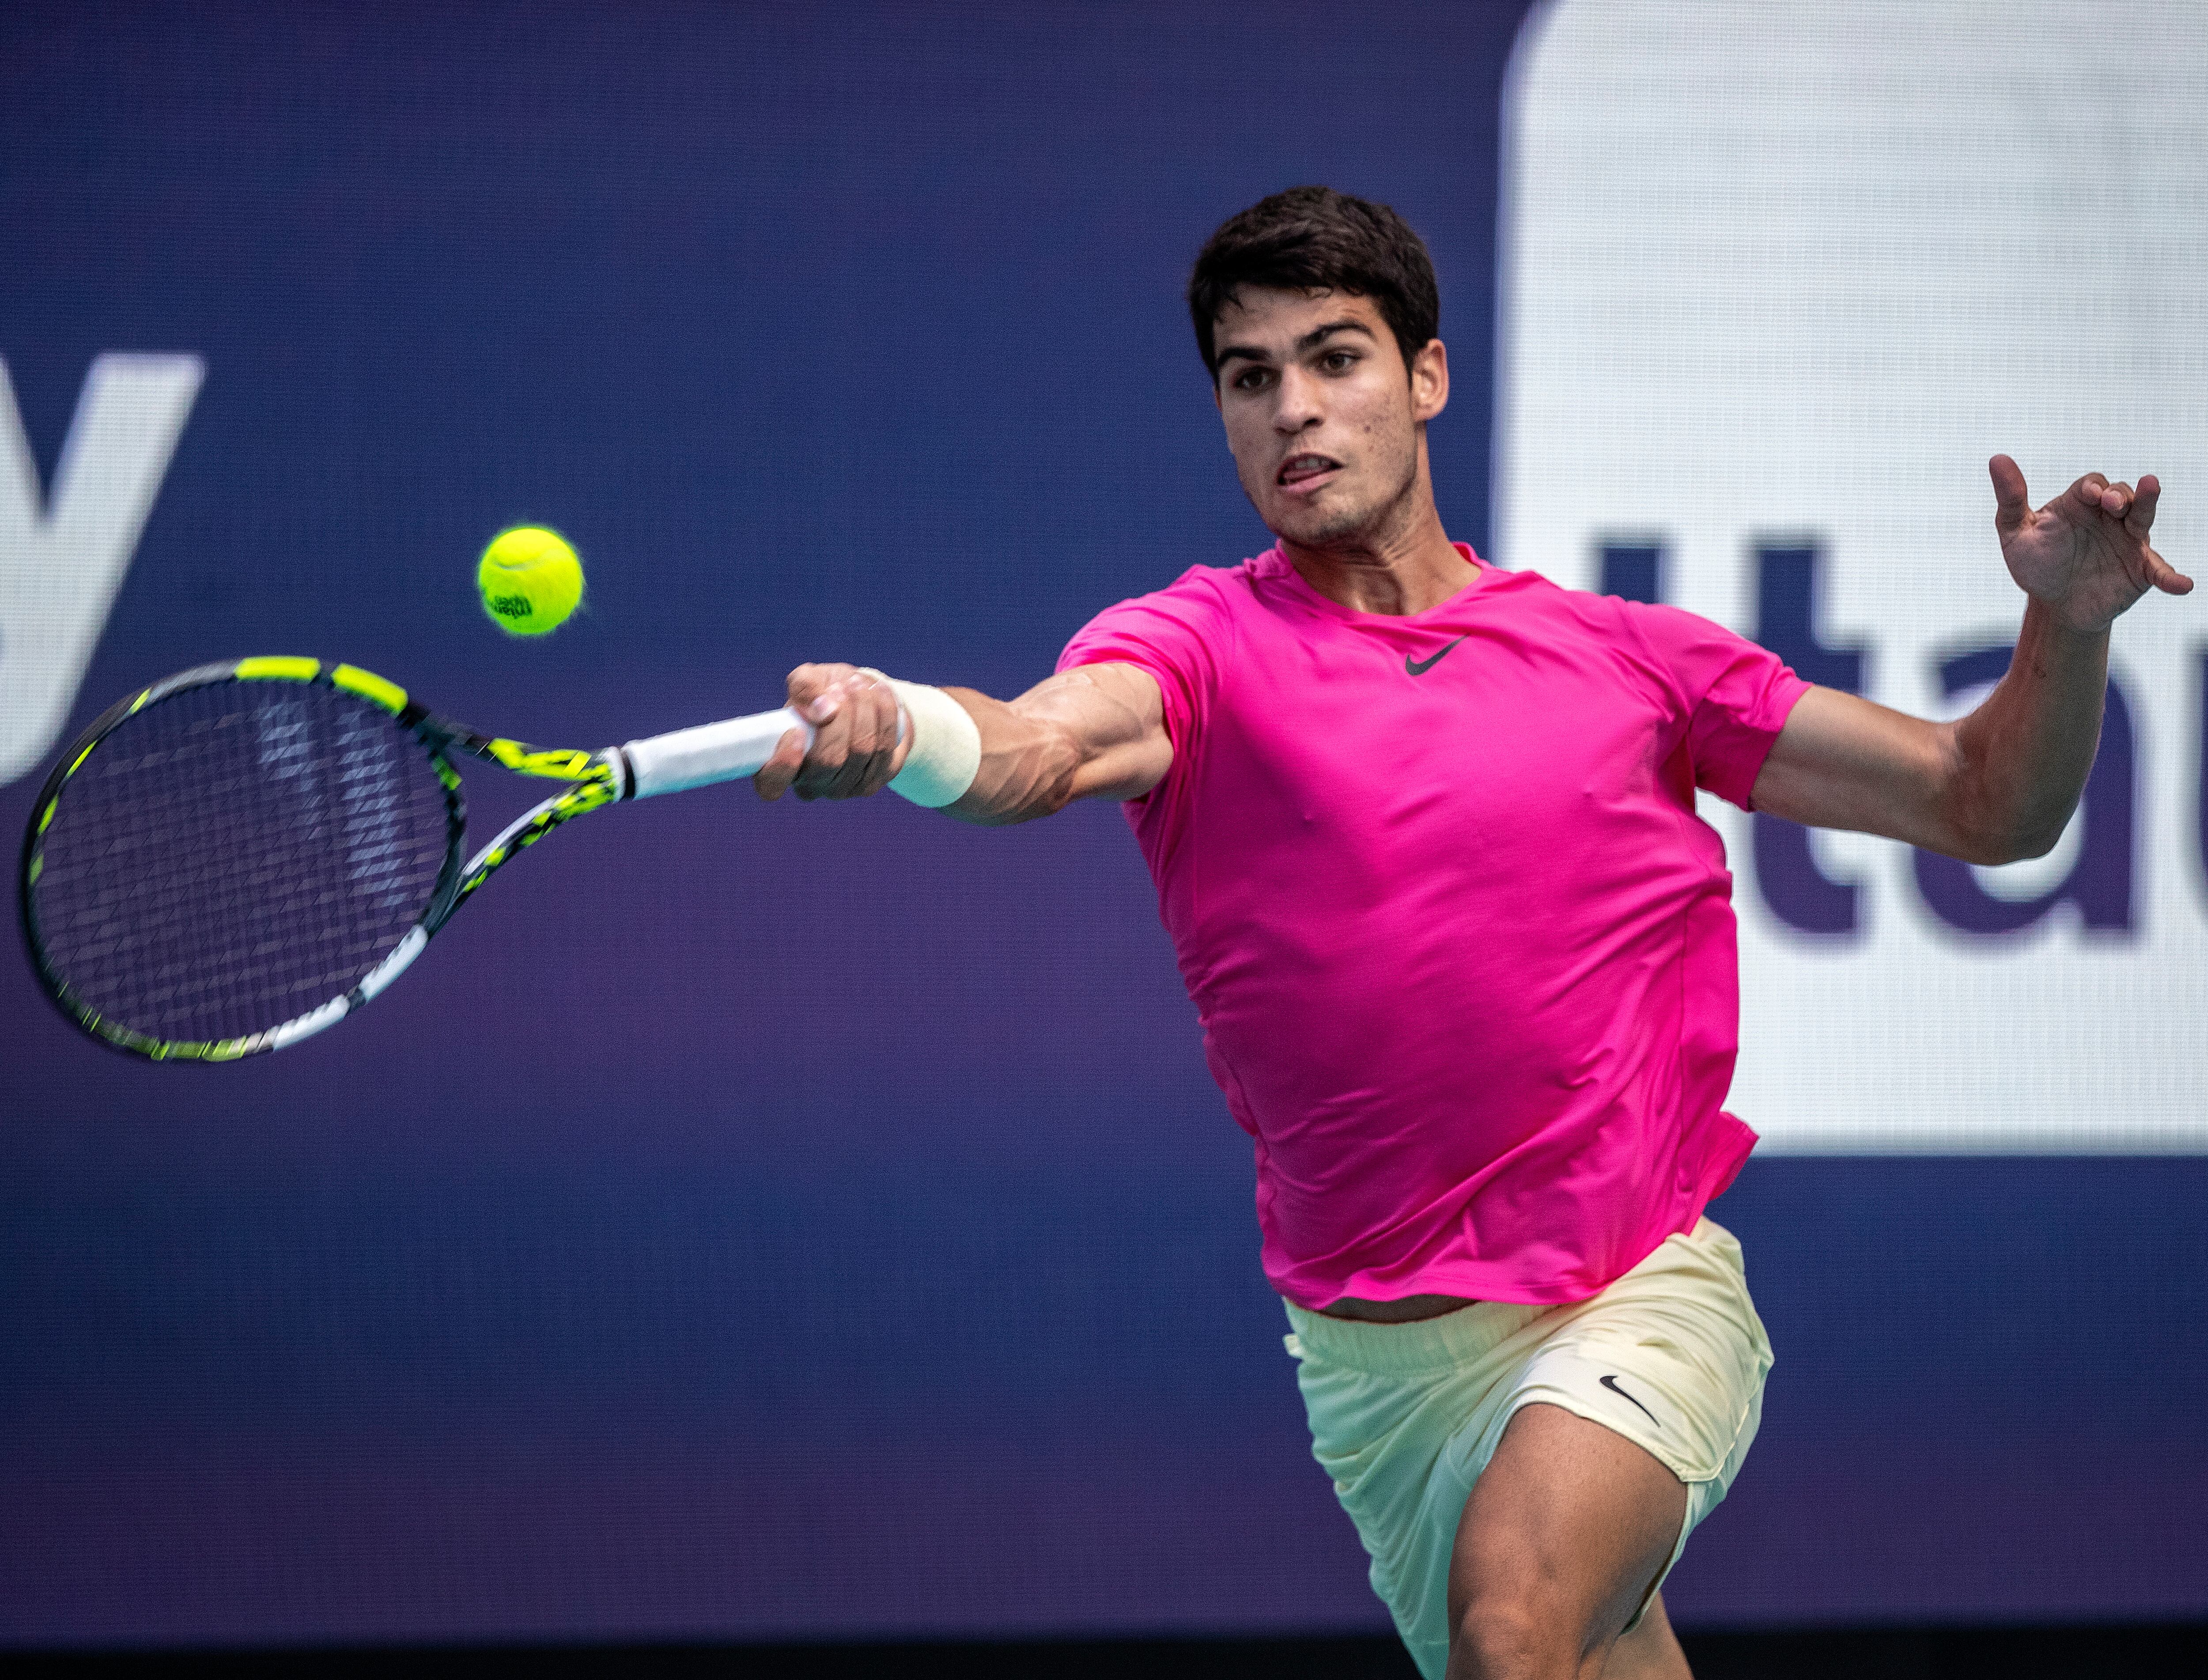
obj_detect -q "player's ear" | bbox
[1410,338,1449,423]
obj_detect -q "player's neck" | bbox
[1279,495,1471,618]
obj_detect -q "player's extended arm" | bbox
[752,660,1171,823]
[1750,456,2192,865]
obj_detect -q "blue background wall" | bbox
[3,0,2202,1646]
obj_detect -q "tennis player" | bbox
[752,188,2189,1680]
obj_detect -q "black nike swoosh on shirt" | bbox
[1405,635,1468,676]
[1599,1373,1661,1428]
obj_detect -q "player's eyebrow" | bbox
[1214,318,1377,371]
[1295,319,1375,351]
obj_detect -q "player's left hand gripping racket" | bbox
[19,657,816,1061]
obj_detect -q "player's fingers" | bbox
[2145,545,2195,596]
[752,725,810,801]
[1989,454,2032,534]
[2057,472,2111,524]
[786,661,861,718]
[774,664,907,799]
[806,672,880,800]
[790,684,858,798]
[813,690,876,799]
[2101,480,2135,518]
[785,663,827,708]
[850,678,902,796]
[798,669,904,800]
[850,674,906,796]
[2128,474,2160,538]
[798,663,900,797]
[847,673,895,757]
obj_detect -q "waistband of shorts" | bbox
[1282,1294,1551,1376]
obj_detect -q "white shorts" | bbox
[1284,1218,1773,1680]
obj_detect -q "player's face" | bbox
[1210,288,1445,550]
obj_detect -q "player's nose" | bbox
[1273,364,1325,430]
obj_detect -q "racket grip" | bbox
[621,708,815,799]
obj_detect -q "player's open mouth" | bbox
[1277,454,1341,492]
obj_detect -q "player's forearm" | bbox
[756,661,1165,815]
[941,670,1165,826]
[1943,596,2109,863]
[937,688,1087,825]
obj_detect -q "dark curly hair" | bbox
[1187,186,1440,380]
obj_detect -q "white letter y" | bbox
[0,353,204,784]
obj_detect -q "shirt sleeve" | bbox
[1055,565,1235,759]
[1622,600,1813,810]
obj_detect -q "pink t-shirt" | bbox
[1058,544,1810,1309]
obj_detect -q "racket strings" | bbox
[29,683,455,1045]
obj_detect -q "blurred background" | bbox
[3,2,2203,1673]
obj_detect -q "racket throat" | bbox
[605,744,639,802]
[266,925,432,1051]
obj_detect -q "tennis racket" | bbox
[19,656,817,1061]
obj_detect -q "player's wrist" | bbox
[855,669,982,807]
[2020,587,2117,643]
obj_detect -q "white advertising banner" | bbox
[1496,0,2208,1149]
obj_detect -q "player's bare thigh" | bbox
[1446,1402,1690,1680]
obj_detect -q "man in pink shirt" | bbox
[752,189,2189,1679]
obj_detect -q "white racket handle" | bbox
[621,707,814,799]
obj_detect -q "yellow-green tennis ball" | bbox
[477,526,583,636]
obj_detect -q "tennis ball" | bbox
[477,525,584,636]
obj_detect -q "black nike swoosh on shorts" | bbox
[1599,1373,1662,1429]
[1405,635,1468,676]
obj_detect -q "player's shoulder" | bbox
[1161,551,1276,600]
[1059,555,1266,676]
[1475,568,1729,683]
[1475,563,1633,630]
[1088,553,1270,621]
[1482,566,1725,640]
[1495,575,1781,712]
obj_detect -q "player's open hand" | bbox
[1992,455,2193,634]
[754,663,909,801]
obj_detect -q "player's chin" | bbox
[1264,492,1374,548]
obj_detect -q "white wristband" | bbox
[858,669,981,808]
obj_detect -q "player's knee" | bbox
[1448,1586,1582,1680]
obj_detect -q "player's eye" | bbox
[1230,365,1272,391]
[1321,350,1358,373]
